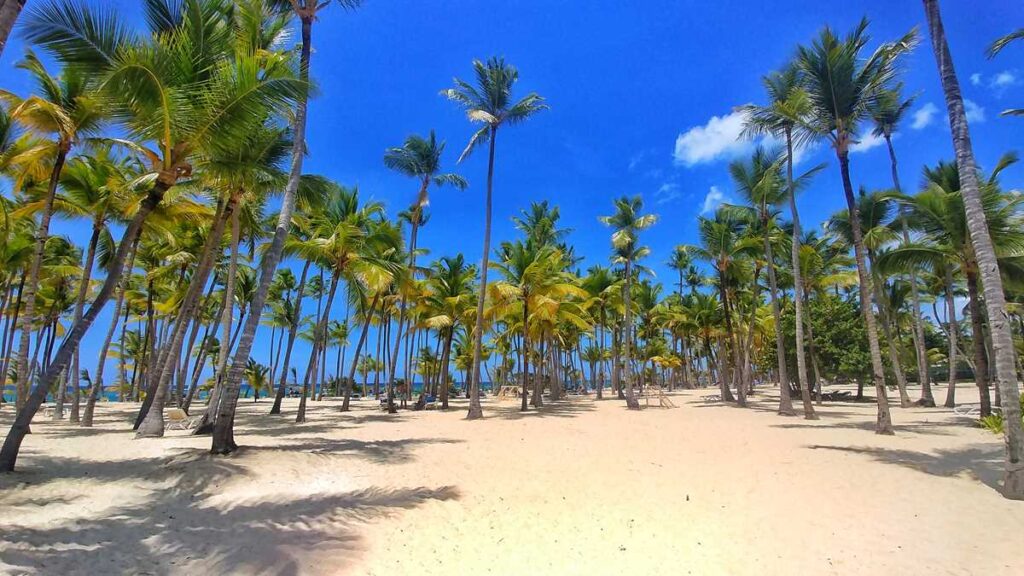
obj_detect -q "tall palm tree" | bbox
[923,0,1024,498]
[0,0,27,58]
[442,57,547,419]
[581,265,617,400]
[423,254,477,409]
[381,130,465,412]
[796,18,915,434]
[600,196,657,410]
[869,84,935,406]
[740,64,818,420]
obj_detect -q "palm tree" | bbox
[869,84,935,407]
[0,0,26,57]
[381,130,466,412]
[740,64,819,420]
[581,265,617,400]
[212,0,363,454]
[796,18,915,435]
[923,0,1024,498]
[243,358,269,401]
[1,50,103,412]
[600,196,657,410]
[423,255,477,409]
[986,29,1024,117]
[442,57,547,419]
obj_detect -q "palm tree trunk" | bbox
[210,10,317,454]
[297,271,340,423]
[838,150,893,434]
[137,198,230,437]
[67,221,102,423]
[623,261,640,409]
[785,133,818,420]
[0,0,25,59]
[1,181,170,471]
[868,253,912,408]
[943,267,959,408]
[965,267,992,416]
[82,237,138,426]
[0,273,26,407]
[215,194,242,382]
[925,0,1024,497]
[467,128,497,420]
[343,293,380,412]
[386,200,424,413]
[763,228,795,414]
[439,328,454,409]
[268,261,311,415]
[14,146,68,411]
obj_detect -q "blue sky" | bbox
[2,0,1023,384]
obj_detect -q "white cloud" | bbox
[850,131,885,154]
[911,102,939,130]
[700,186,728,215]
[970,73,982,86]
[655,182,681,205]
[965,99,986,123]
[992,70,1017,88]
[673,110,750,167]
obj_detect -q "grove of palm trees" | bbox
[0,1,1022,574]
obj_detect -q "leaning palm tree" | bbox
[923,0,1024,499]
[442,57,547,419]
[381,130,466,412]
[796,18,915,434]
[600,196,657,410]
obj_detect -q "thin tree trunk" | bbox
[342,293,379,412]
[467,128,497,420]
[267,261,311,415]
[764,228,794,415]
[0,0,26,60]
[868,253,912,408]
[838,150,892,434]
[965,267,992,417]
[786,129,818,420]
[943,268,959,408]
[297,271,340,423]
[623,261,640,409]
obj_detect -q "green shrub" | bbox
[977,394,1024,435]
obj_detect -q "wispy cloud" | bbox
[850,132,885,154]
[911,102,938,130]
[655,182,681,205]
[965,99,986,123]
[970,73,982,86]
[700,186,728,215]
[967,70,1019,97]
[673,110,750,166]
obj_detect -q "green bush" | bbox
[977,394,1024,435]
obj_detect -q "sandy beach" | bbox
[1,385,1021,575]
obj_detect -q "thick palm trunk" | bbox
[82,238,138,427]
[467,129,497,420]
[943,268,959,408]
[925,0,1024,497]
[14,147,68,410]
[1,182,169,471]
[838,151,893,434]
[785,130,818,420]
[439,328,454,409]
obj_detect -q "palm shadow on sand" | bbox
[807,443,1003,492]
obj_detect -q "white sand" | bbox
[1,384,1022,575]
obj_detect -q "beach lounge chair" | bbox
[953,403,984,418]
[166,408,202,431]
[703,394,722,403]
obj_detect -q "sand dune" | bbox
[1,384,1021,575]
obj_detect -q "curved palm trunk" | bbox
[868,251,912,408]
[925,0,1024,497]
[14,147,68,411]
[385,200,424,413]
[216,195,242,381]
[785,130,818,420]
[764,229,795,415]
[943,268,959,408]
[467,128,498,420]
[838,151,893,434]
[965,267,992,417]
[1,182,169,471]
[68,222,102,423]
